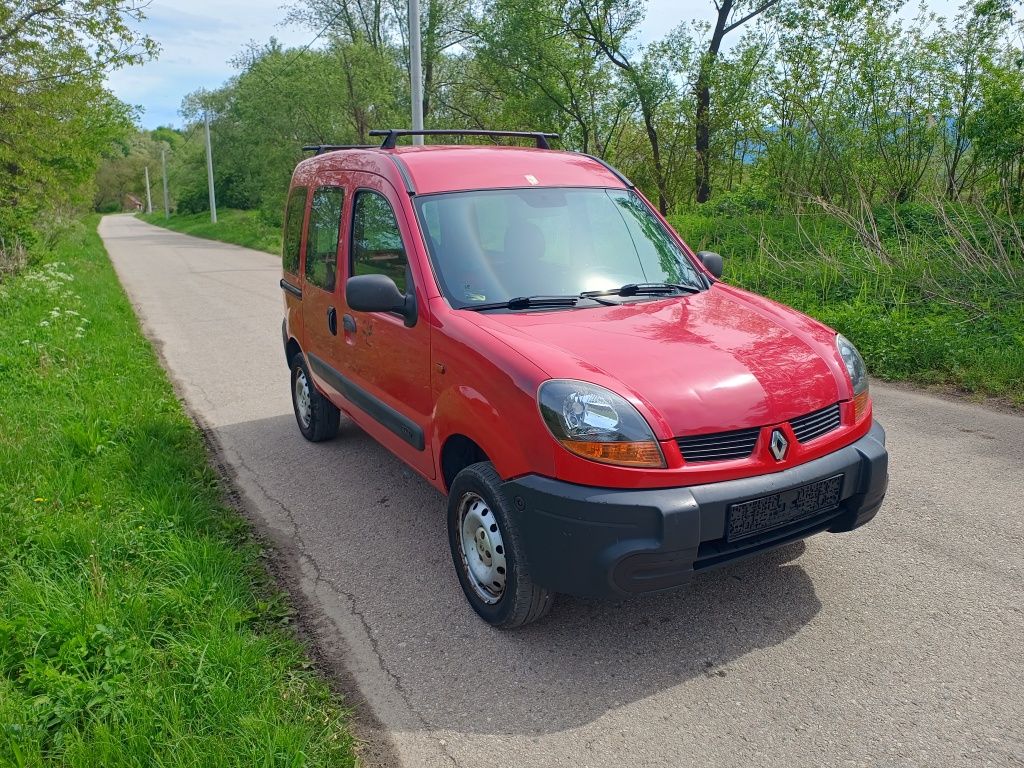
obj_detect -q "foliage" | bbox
[151,0,1024,220]
[172,40,404,223]
[968,49,1024,208]
[93,128,184,213]
[0,218,355,765]
[0,1,156,247]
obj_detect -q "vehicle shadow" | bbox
[217,412,822,737]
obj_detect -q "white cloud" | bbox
[106,0,310,128]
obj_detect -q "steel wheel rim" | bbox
[457,492,507,604]
[294,368,312,429]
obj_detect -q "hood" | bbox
[473,285,849,438]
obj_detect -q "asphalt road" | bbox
[99,214,1024,768]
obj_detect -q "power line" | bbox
[256,6,349,91]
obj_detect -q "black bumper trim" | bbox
[502,421,888,598]
[306,352,425,451]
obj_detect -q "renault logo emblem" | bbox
[769,429,789,461]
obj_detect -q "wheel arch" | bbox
[440,434,490,492]
[285,336,303,367]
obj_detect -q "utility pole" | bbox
[161,148,170,219]
[409,0,424,145]
[144,166,153,214]
[204,111,218,224]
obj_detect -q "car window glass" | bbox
[305,187,344,291]
[472,195,507,254]
[352,190,407,293]
[611,192,698,286]
[416,188,702,306]
[283,187,307,275]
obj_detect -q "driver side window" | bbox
[351,190,407,293]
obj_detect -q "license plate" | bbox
[727,474,844,542]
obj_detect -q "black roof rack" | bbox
[369,129,559,150]
[302,144,375,155]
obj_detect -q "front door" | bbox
[336,172,434,479]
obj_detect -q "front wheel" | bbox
[447,462,554,628]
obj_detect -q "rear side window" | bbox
[351,190,407,293]
[305,187,344,291]
[283,187,307,274]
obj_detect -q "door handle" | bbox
[327,306,337,336]
[342,313,356,333]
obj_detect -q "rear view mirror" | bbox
[697,251,723,279]
[346,274,417,327]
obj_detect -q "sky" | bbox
[107,0,961,130]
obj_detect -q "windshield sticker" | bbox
[524,174,539,186]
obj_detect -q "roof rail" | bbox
[369,129,559,150]
[580,153,634,188]
[302,144,375,155]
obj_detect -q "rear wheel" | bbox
[447,462,554,628]
[290,353,340,442]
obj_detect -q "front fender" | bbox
[430,381,556,484]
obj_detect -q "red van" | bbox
[280,129,888,628]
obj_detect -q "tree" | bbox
[93,130,180,212]
[465,0,627,154]
[931,0,1013,198]
[566,0,679,213]
[694,0,779,204]
[0,1,156,242]
[968,52,1024,207]
[285,0,469,124]
[176,41,404,221]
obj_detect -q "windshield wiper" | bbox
[581,282,702,299]
[463,295,580,311]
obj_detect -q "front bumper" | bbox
[503,420,888,598]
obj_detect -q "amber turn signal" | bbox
[559,439,667,468]
[853,390,870,421]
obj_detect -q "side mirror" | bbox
[697,250,723,279]
[346,274,417,327]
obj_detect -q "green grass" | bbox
[138,209,282,255]
[0,217,355,766]
[670,208,1024,405]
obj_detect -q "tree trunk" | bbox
[695,0,732,204]
[637,86,668,213]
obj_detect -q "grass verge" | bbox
[0,217,355,766]
[138,209,281,254]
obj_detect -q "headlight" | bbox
[538,380,666,468]
[836,334,870,419]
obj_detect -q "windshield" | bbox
[415,188,704,308]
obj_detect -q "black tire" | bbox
[447,462,554,629]
[290,353,340,442]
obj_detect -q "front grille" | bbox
[676,427,761,463]
[789,403,841,443]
